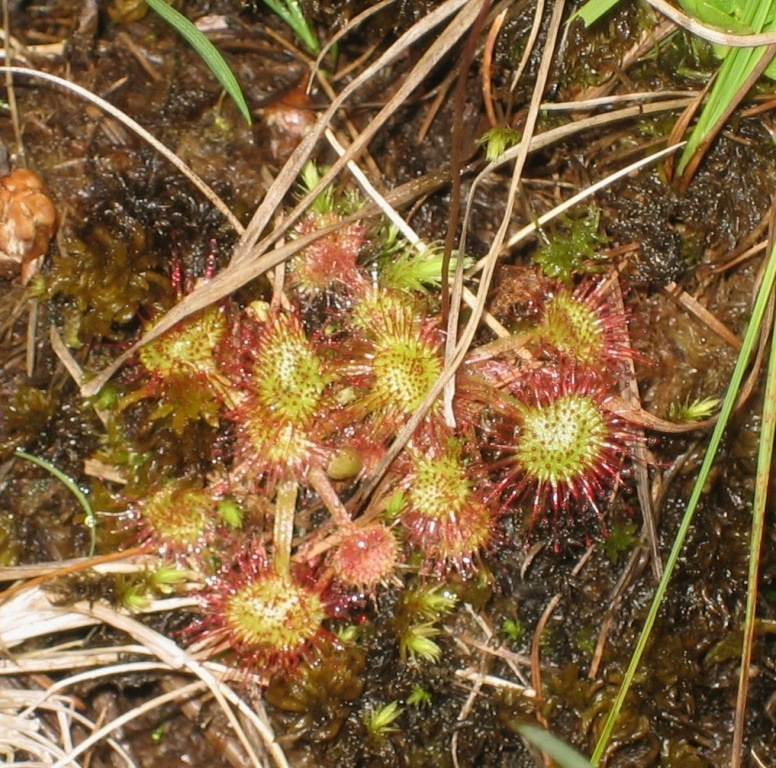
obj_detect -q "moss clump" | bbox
[41,224,169,347]
[533,208,608,283]
[265,639,367,742]
[0,386,58,455]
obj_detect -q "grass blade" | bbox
[570,0,623,27]
[731,297,775,766]
[262,0,321,55]
[677,0,776,177]
[591,238,776,763]
[145,0,252,125]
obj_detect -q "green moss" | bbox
[394,583,456,663]
[501,617,525,644]
[602,520,639,565]
[265,639,367,742]
[42,224,169,347]
[0,386,58,455]
[0,513,22,566]
[533,208,608,283]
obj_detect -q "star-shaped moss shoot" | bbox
[229,308,335,484]
[399,437,496,574]
[493,365,636,523]
[188,543,332,674]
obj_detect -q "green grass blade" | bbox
[517,724,594,768]
[262,0,320,55]
[145,0,252,125]
[591,238,776,763]
[15,448,97,557]
[732,302,776,762]
[677,0,776,174]
[678,46,765,173]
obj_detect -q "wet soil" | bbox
[1,1,775,767]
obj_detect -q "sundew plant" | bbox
[2,1,775,766]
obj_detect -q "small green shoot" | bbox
[407,583,457,622]
[335,624,360,643]
[502,617,525,644]
[380,241,471,294]
[364,701,403,736]
[298,161,335,214]
[399,621,444,663]
[406,684,432,708]
[15,448,97,556]
[217,498,245,528]
[382,489,406,522]
[144,0,252,125]
[261,0,321,56]
[115,565,187,611]
[668,395,720,423]
[115,574,152,611]
[149,564,188,595]
[396,582,456,663]
[479,126,522,163]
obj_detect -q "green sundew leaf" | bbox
[517,724,594,768]
[569,0,624,28]
[144,0,252,125]
[15,448,97,557]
